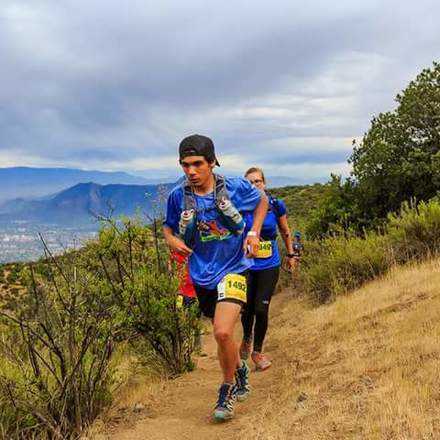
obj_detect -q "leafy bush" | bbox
[0,217,200,438]
[94,218,200,376]
[128,272,200,374]
[387,198,440,262]
[270,183,325,232]
[301,198,440,303]
[300,232,390,303]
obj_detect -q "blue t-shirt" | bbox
[164,177,261,289]
[243,197,286,271]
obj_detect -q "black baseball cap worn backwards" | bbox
[179,134,220,166]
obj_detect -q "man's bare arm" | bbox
[163,225,193,256]
[243,193,269,257]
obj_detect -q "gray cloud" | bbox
[0,0,439,181]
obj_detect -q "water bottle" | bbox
[179,209,196,246]
[217,198,245,234]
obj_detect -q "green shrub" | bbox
[301,232,390,303]
[0,256,116,439]
[0,217,200,438]
[301,198,440,303]
[387,198,440,262]
[94,218,200,376]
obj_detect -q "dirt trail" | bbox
[107,292,291,440]
[104,261,440,439]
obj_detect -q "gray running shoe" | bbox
[213,383,237,422]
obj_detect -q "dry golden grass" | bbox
[86,346,174,438]
[242,259,440,440]
[96,259,440,439]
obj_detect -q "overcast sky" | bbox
[0,0,439,182]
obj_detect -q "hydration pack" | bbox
[267,193,282,218]
[179,174,245,247]
[259,192,282,241]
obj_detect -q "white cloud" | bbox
[0,0,439,183]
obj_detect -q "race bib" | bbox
[217,273,247,303]
[256,240,273,258]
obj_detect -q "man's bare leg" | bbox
[213,301,241,383]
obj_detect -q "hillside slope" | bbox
[98,259,440,439]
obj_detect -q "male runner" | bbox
[163,134,268,421]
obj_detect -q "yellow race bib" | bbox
[256,240,273,258]
[217,273,247,303]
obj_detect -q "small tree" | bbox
[308,61,440,236]
[350,61,440,222]
[305,175,360,238]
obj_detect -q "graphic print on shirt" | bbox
[197,219,233,242]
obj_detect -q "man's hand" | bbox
[166,234,193,257]
[243,234,259,258]
[245,191,267,257]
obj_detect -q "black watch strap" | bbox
[286,253,295,258]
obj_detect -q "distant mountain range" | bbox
[0,182,174,225]
[0,167,306,204]
[0,166,311,227]
[0,167,155,203]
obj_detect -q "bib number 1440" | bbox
[256,240,272,258]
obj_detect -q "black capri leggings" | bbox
[241,266,280,353]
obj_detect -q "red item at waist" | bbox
[170,251,196,298]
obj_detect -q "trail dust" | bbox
[103,291,292,440]
[99,258,440,439]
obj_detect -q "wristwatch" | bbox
[286,253,296,258]
[247,231,258,237]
